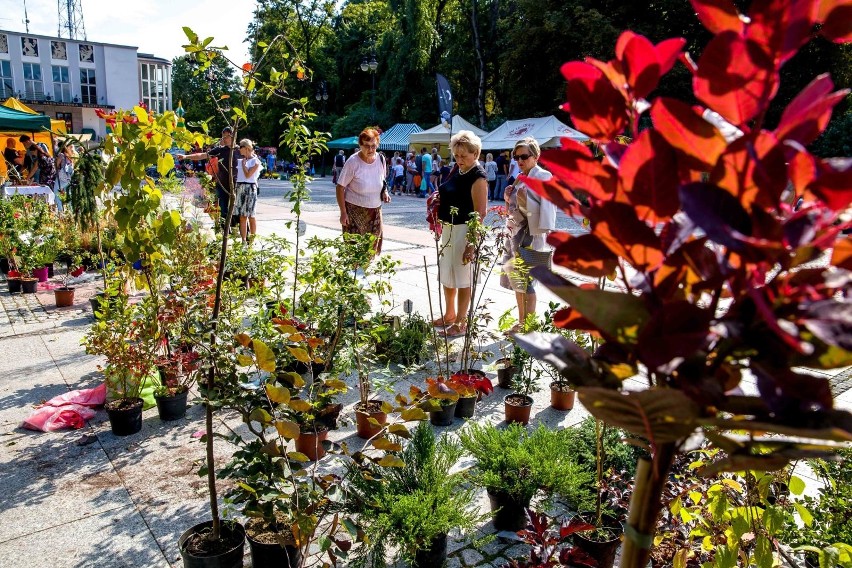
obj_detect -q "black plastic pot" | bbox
[7,277,21,294]
[488,489,531,532]
[496,359,517,389]
[46,263,54,278]
[429,400,457,426]
[411,533,448,568]
[247,532,301,568]
[179,520,245,568]
[105,398,144,436]
[21,278,38,294]
[155,389,189,421]
[454,396,476,418]
[0,257,9,274]
[572,512,623,568]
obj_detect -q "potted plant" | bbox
[503,510,598,568]
[459,422,595,532]
[505,345,538,425]
[292,377,348,461]
[420,377,460,426]
[345,422,488,567]
[447,370,493,418]
[54,252,83,307]
[153,349,198,421]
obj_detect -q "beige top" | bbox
[337,153,385,208]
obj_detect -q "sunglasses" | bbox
[513,153,532,161]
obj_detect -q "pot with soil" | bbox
[105,397,144,436]
[428,399,457,426]
[294,424,330,461]
[245,518,301,568]
[7,275,22,293]
[487,489,531,532]
[572,512,623,568]
[20,277,38,294]
[504,394,533,425]
[354,399,387,439]
[454,395,477,418]
[155,387,190,421]
[411,533,448,568]
[550,381,575,411]
[54,286,75,307]
[495,358,516,389]
[179,519,246,568]
[316,402,343,430]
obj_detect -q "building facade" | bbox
[0,30,171,138]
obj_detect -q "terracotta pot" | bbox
[54,286,75,307]
[20,277,38,294]
[504,394,533,425]
[496,359,517,389]
[550,382,575,411]
[355,400,387,439]
[295,426,329,461]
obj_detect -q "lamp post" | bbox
[315,80,329,177]
[359,50,378,122]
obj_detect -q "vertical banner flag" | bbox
[436,74,453,128]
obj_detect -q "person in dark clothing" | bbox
[18,135,36,175]
[495,151,508,200]
[178,127,240,231]
[4,138,23,181]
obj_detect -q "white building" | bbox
[0,30,172,138]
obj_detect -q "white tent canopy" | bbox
[479,115,588,151]
[408,115,488,155]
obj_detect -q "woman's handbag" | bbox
[518,246,553,269]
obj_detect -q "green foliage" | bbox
[780,448,852,559]
[459,422,595,509]
[569,417,643,477]
[346,422,487,567]
[374,313,431,365]
[171,53,239,134]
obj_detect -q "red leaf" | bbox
[690,0,745,34]
[617,31,661,99]
[538,141,618,201]
[807,157,852,211]
[774,74,848,146]
[818,1,852,42]
[694,31,779,126]
[746,0,817,65]
[591,201,665,271]
[637,301,713,371]
[550,232,619,278]
[553,305,597,332]
[561,61,629,141]
[651,97,727,170]
[787,150,819,195]
[656,38,687,75]
[618,129,681,222]
[524,175,586,217]
[710,130,788,210]
[832,239,852,270]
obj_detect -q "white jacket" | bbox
[519,165,556,236]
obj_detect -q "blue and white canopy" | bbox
[378,123,422,152]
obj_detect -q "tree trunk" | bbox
[620,443,677,568]
[470,0,487,128]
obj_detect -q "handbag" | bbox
[518,246,553,269]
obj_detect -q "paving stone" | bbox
[461,548,485,566]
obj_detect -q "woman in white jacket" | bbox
[500,137,556,332]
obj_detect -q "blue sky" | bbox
[1,0,255,62]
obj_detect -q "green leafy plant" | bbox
[459,422,595,511]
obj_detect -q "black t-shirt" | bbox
[415,154,423,175]
[438,164,486,224]
[207,145,238,189]
[334,154,345,168]
[495,154,508,176]
[3,148,20,173]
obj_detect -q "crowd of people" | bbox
[4,135,75,212]
[334,127,556,334]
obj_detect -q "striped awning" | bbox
[378,123,422,152]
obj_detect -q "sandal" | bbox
[503,323,524,336]
[431,316,455,328]
[440,323,467,338]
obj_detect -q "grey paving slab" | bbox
[0,506,171,567]
[0,423,133,544]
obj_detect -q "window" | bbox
[80,68,97,104]
[56,112,73,133]
[53,66,71,102]
[0,60,12,99]
[23,63,44,100]
[139,61,171,113]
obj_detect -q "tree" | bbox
[171,54,239,136]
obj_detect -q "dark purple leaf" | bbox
[679,182,752,250]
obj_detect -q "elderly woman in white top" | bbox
[500,137,557,332]
[336,127,391,255]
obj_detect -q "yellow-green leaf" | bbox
[380,401,394,414]
[157,153,174,177]
[721,478,743,492]
[377,455,405,467]
[237,354,253,367]
[794,503,813,527]
[276,324,298,335]
[274,420,300,440]
[371,437,402,452]
[252,339,276,372]
[324,378,348,391]
[289,347,311,363]
[689,491,702,505]
[266,383,291,404]
[789,475,806,496]
[249,408,272,425]
[288,399,311,413]
[287,451,310,462]
[387,424,411,438]
[400,407,427,421]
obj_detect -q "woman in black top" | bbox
[433,130,488,337]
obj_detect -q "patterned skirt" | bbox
[343,201,383,254]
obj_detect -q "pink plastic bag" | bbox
[21,383,106,432]
[22,405,96,432]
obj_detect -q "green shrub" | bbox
[374,313,431,365]
[459,422,595,510]
[567,416,646,477]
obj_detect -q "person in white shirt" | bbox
[392,158,405,195]
[507,154,521,185]
[236,139,262,243]
[501,137,557,331]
